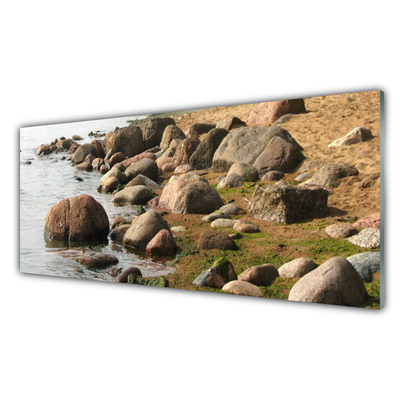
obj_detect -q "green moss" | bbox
[362,279,381,309]
[212,257,236,281]
[260,277,299,300]
[294,237,373,263]
[127,274,169,287]
[115,184,126,193]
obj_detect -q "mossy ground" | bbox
[160,182,380,309]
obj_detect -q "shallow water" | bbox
[20,115,175,281]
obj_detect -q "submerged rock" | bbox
[44,194,109,242]
[122,210,170,250]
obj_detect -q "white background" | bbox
[2,1,398,399]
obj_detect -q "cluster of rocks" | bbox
[39,97,380,305]
[325,213,380,249]
[192,252,380,306]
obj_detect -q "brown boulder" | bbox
[108,224,131,244]
[59,249,118,270]
[102,126,145,158]
[100,164,110,174]
[56,139,74,150]
[238,264,279,286]
[124,158,159,183]
[115,267,142,283]
[172,138,200,166]
[44,194,109,242]
[216,116,246,131]
[253,136,305,174]
[186,123,216,138]
[249,99,306,126]
[75,162,93,172]
[145,229,178,256]
[91,139,106,159]
[160,125,186,151]
[109,152,127,167]
[111,216,127,229]
[121,152,157,169]
[142,118,175,149]
[92,158,105,170]
[174,164,193,174]
[198,229,238,251]
[97,176,120,194]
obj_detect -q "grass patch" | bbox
[363,279,381,309]
[260,277,299,300]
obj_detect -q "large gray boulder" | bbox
[122,210,170,250]
[142,118,175,149]
[347,252,380,282]
[124,158,159,183]
[253,136,305,174]
[248,182,329,224]
[189,128,229,170]
[113,185,154,205]
[288,257,368,306]
[102,126,145,158]
[212,125,303,172]
[160,125,186,151]
[301,163,359,189]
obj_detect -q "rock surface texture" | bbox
[44,194,109,242]
[288,257,368,306]
[248,182,329,223]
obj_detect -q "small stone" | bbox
[198,229,238,250]
[233,220,260,233]
[295,172,311,182]
[111,216,127,229]
[202,212,229,222]
[171,226,186,233]
[238,264,278,286]
[211,219,236,228]
[325,223,359,239]
[347,228,380,248]
[222,280,264,297]
[278,258,318,278]
[115,267,142,283]
[219,204,246,216]
[261,171,284,181]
